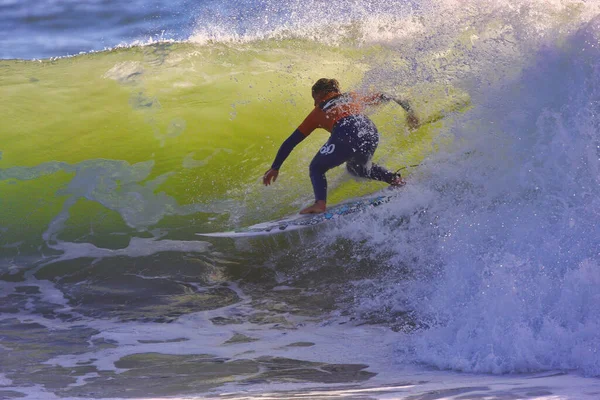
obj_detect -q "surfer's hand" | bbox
[379,93,394,102]
[406,111,420,130]
[263,168,279,186]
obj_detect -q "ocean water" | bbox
[1,0,600,399]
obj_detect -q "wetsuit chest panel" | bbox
[297,93,366,136]
[320,93,364,130]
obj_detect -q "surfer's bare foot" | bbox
[300,201,326,214]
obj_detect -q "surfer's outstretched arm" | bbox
[389,95,420,130]
[263,129,306,186]
[263,105,321,186]
[361,92,420,130]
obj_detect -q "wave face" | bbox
[1,0,600,393]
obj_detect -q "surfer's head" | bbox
[312,78,340,105]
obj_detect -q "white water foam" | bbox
[188,0,600,51]
[46,237,212,263]
[324,10,600,377]
[5,303,600,399]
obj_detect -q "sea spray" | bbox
[327,9,600,376]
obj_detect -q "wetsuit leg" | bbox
[343,118,399,184]
[309,135,356,202]
[309,115,399,202]
[347,160,398,183]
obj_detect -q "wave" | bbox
[1,0,599,379]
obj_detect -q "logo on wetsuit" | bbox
[320,143,336,155]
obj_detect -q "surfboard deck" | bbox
[196,188,402,238]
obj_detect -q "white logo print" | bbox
[319,144,336,155]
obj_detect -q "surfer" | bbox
[262,78,419,214]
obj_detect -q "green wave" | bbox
[0,40,468,255]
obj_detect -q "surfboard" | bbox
[196,188,401,238]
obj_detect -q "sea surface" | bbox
[1,0,600,399]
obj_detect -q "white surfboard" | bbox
[196,189,401,238]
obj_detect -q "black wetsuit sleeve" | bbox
[271,129,306,170]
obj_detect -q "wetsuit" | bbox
[271,92,399,202]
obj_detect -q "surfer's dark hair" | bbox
[312,78,340,95]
